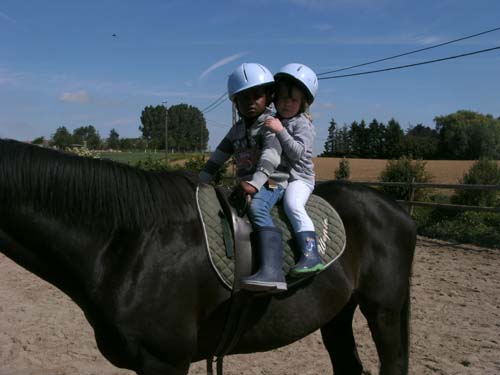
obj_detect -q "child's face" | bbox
[275,85,304,119]
[235,86,269,120]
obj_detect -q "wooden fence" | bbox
[351,180,500,214]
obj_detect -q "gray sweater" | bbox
[276,113,316,186]
[199,108,289,190]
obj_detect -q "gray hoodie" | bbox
[276,112,315,186]
[199,108,289,190]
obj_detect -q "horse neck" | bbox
[0,201,106,299]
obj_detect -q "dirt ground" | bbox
[1,237,499,375]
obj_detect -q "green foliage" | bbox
[415,208,500,249]
[134,154,172,172]
[321,118,337,156]
[140,105,166,150]
[119,138,148,150]
[106,128,120,150]
[334,157,350,180]
[320,110,500,160]
[184,154,229,185]
[435,110,500,159]
[139,104,208,152]
[379,156,433,200]
[384,118,404,159]
[451,159,500,207]
[403,124,438,159]
[66,147,101,159]
[72,125,102,149]
[32,136,46,145]
[51,126,73,148]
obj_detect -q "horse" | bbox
[0,138,416,375]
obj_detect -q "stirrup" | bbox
[240,278,287,292]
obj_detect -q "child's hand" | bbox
[264,117,284,134]
[240,181,257,195]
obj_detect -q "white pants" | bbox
[283,180,315,233]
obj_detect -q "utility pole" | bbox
[162,101,168,161]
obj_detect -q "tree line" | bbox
[34,103,209,151]
[321,110,500,160]
[34,105,499,161]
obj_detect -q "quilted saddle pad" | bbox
[197,185,346,290]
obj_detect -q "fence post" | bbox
[408,177,415,215]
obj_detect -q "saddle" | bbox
[196,184,346,291]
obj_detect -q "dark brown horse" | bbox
[0,139,415,375]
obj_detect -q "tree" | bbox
[435,110,500,159]
[335,125,351,157]
[452,160,500,207]
[140,105,165,150]
[384,118,404,159]
[348,120,376,158]
[32,136,46,145]
[367,119,386,158]
[404,124,438,159]
[139,104,208,151]
[107,128,120,150]
[167,104,208,152]
[322,118,337,156]
[51,126,73,149]
[72,125,102,149]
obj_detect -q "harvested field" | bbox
[312,158,495,184]
[1,237,499,375]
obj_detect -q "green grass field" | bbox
[99,151,167,165]
[99,151,206,165]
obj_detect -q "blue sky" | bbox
[1,0,499,155]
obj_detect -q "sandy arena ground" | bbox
[1,237,499,375]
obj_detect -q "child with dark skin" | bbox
[200,63,289,292]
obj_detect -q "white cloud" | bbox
[0,11,15,23]
[199,51,249,80]
[416,36,442,45]
[0,68,24,86]
[59,90,90,104]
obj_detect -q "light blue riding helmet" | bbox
[274,63,318,104]
[227,63,274,101]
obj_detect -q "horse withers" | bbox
[0,139,416,375]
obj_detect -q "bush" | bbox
[134,154,172,171]
[379,156,433,200]
[183,155,229,185]
[334,157,351,180]
[415,209,500,248]
[67,146,101,159]
[452,159,500,207]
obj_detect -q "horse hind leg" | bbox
[320,297,364,375]
[359,288,410,375]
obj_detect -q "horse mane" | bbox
[0,139,199,231]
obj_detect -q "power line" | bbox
[200,28,500,111]
[203,97,228,114]
[202,92,228,114]
[317,26,500,76]
[318,45,500,80]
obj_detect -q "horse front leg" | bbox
[320,297,363,375]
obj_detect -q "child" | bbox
[264,63,324,276]
[199,63,289,292]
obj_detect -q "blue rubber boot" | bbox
[240,227,287,292]
[289,231,325,277]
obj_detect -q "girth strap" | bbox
[206,188,256,375]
